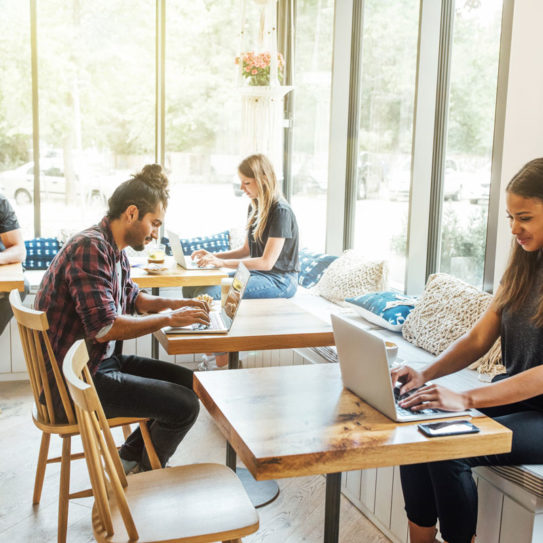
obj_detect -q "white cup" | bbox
[385,341,399,366]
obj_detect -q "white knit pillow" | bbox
[402,273,505,374]
[311,250,388,304]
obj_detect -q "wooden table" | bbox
[155,297,335,505]
[130,257,228,289]
[193,363,513,543]
[155,298,334,358]
[130,257,228,357]
[0,262,25,292]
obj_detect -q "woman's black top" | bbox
[247,200,299,274]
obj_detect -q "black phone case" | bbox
[418,420,480,437]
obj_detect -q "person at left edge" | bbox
[0,192,27,334]
[35,164,209,472]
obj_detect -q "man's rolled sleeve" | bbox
[65,242,118,339]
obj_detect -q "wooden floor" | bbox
[0,380,390,543]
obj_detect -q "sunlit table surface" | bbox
[0,262,25,292]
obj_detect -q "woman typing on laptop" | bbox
[183,154,299,370]
[391,158,543,543]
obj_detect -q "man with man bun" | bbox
[35,164,209,472]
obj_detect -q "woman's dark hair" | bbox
[494,158,543,325]
[107,164,169,220]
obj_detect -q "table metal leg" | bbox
[226,441,237,471]
[324,472,341,543]
[228,351,239,369]
[151,287,159,359]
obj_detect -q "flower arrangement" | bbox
[236,51,285,86]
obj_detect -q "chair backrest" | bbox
[63,340,138,540]
[9,289,76,425]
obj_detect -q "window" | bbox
[37,0,155,238]
[353,0,420,289]
[290,0,334,251]
[439,0,503,287]
[165,1,245,238]
[0,2,33,237]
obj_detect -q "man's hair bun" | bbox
[140,163,168,190]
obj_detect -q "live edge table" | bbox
[193,363,512,543]
[154,297,335,506]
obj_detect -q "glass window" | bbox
[353,0,420,289]
[290,0,334,252]
[37,0,155,238]
[0,2,33,237]
[439,0,502,287]
[165,1,245,238]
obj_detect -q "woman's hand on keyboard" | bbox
[397,383,470,412]
[169,306,210,328]
[390,365,425,396]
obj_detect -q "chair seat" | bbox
[92,463,259,543]
[31,405,150,435]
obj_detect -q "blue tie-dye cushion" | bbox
[24,238,61,270]
[346,291,416,332]
[161,230,230,256]
[298,249,338,288]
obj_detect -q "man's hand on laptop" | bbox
[191,249,222,268]
[170,298,210,312]
[169,306,210,328]
[396,382,470,412]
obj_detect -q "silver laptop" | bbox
[163,262,250,334]
[167,229,218,270]
[331,314,471,422]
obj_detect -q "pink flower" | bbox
[251,69,258,75]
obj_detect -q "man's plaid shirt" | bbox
[35,217,140,376]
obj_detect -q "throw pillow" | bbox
[402,273,505,374]
[298,248,338,288]
[24,238,61,270]
[311,250,388,304]
[346,291,416,332]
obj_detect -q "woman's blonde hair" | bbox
[238,154,283,243]
[494,158,543,326]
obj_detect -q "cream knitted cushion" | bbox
[311,250,388,304]
[402,273,505,376]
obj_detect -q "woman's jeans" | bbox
[183,270,298,300]
[93,354,200,470]
[400,400,543,543]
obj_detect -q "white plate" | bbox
[143,264,169,275]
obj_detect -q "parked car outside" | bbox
[0,160,108,205]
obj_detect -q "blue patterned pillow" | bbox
[298,248,338,288]
[161,230,230,256]
[24,238,61,270]
[346,291,416,332]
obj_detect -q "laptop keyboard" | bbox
[393,385,441,417]
[191,311,224,331]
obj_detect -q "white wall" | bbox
[493,0,543,289]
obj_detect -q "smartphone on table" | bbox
[418,419,480,438]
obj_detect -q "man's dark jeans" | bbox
[93,354,200,470]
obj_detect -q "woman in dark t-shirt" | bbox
[391,158,543,543]
[184,154,299,368]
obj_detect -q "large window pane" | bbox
[353,0,419,289]
[439,1,502,287]
[290,0,334,252]
[165,2,244,238]
[0,2,33,237]
[37,0,154,238]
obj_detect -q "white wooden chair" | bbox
[62,339,259,543]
